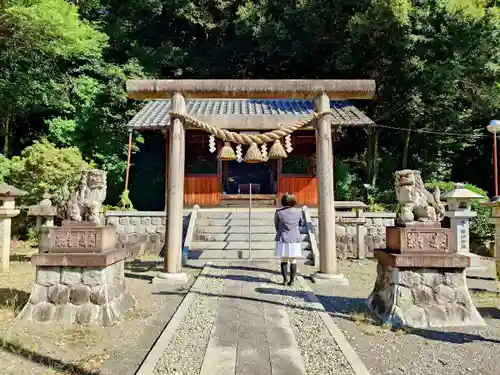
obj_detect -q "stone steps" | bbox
[189,210,313,262]
[197,212,276,219]
[188,249,310,262]
[220,199,276,208]
[195,225,308,234]
[193,233,308,242]
[190,241,311,250]
[195,218,278,226]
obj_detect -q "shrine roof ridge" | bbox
[127,98,374,130]
[126,79,376,100]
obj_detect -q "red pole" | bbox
[494,134,499,196]
[124,130,133,192]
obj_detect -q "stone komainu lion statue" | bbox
[394,169,445,224]
[64,169,107,224]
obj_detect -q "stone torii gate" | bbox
[126,79,376,284]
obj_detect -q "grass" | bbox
[346,309,410,335]
[1,335,108,375]
[472,290,500,305]
[0,288,29,315]
[0,250,194,375]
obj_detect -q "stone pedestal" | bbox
[17,261,134,325]
[17,222,137,326]
[368,250,485,328]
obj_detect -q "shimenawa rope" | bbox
[168,110,333,145]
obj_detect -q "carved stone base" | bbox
[386,226,451,253]
[368,252,485,328]
[17,260,135,326]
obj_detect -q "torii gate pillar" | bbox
[126,79,376,284]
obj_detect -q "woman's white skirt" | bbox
[275,241,302,258]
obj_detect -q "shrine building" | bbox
[126,98,374,208]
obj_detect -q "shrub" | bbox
[8,139,88,206]
[334,158,356,200]
[0,154,10,182]
[363,183,389,212]
[425,181,493,245]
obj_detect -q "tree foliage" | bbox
[0,0,499,223]
[0,154,10,182]
[0,0,145,202]
[8,139,88,205]
[425,180,493,246]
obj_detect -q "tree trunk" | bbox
[366,129,380,186]
[1,117,9,156]
[402,124,412,169]
[372,129,380,186]
[366,129,373,182]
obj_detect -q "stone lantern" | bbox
[442,183,484,256]
[0,182,27,272]
[443,184,497,284]
[28,192,57,228]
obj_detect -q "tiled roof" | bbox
[127,99,373,129]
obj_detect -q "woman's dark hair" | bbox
[281,194,297,207]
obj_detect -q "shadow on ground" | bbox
[9,254,32,262]
[125,259,203,274]
[203,273,282,285]
[0,288,29,313]
[0,339,99,375]
[477,307,500,320]
[124,273,154,282]
[159,263,500,346]
[207,264,280,275]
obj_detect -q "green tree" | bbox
[46,59,146,201]
[8,139,88,205]
[1,0,146,203]
[0,0,108,155]
[425,180,493,246]
[0,154,10,182]
[338,1,500,193]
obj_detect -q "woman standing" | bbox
[274,194,304,286]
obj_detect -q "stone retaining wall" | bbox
[310,212,396,258]
[105,211,190,255]
[106,210,395,258]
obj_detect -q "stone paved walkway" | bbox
[144,262,368,375]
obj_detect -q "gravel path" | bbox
[268,272,356,375]
[153,264,227,375]
[150,262,362,375]
[307,260,500,375]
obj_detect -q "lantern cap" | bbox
[442,183,485,200]
[0,183,27,197]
